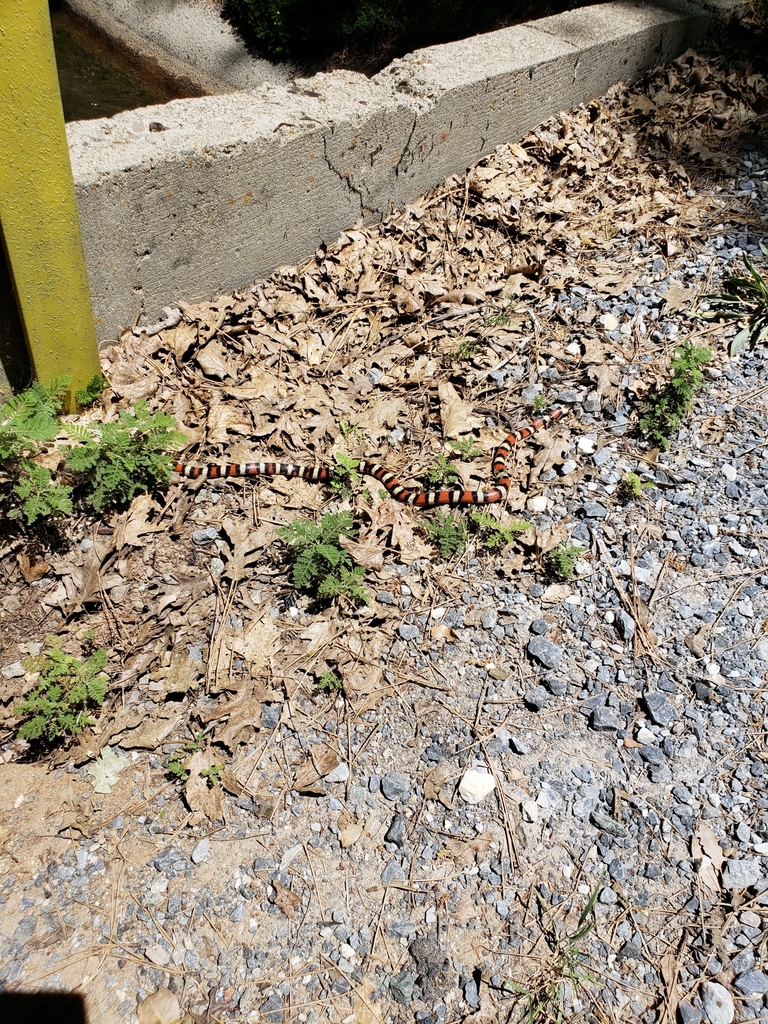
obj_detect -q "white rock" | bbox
[701,981,734,1024]
[600,313,620,331]
[560,460,578,475]
[721,464,738,482]
[577,436,597,454]
[521,799,539,823]
[527,495,548,512]
[722,857,761,890]
[458,769,496,804]
[753,842,768,855]
[191,838,210,864]
[636,726,656,745]
[325,762,349,783]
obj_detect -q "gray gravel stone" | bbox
[527,635,564,669]
[591,707,623,731]
[191,839,210,864]
[701,981,735,1024]
[643,691,676,726]
[722,858,761,890]
[614,609,636,640]
[381,771,411,802]
[734,970,768,996]
[385,814,407,847]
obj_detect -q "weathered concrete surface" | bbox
[64,0,293,93]
[66,1,713,343]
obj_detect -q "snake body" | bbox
[174,404,568,508]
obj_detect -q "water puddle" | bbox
[51,6,193,122]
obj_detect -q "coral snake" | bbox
[174,404,569,508]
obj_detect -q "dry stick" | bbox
[591,527,662,664]
[480,739,519,881]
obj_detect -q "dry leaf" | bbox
[338,530,386,571]
[294,744,340,793]
[185,750,224,823]
[137,987,182,1024]
[196,340,236,379]
[353,977,384,1024]
[437,381,484,438]
[340,818,367,848]
[16,552,49,583]
[272,878,301,918]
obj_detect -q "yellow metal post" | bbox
[0,0,101,403]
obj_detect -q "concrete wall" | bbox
[65,1,713,343]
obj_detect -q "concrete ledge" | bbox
[66,1,713,342]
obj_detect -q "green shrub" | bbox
[277,511,371,604]
[637,343,711,451]
[15,636,109,742]
[222,0,551,64]
[0,377,73,525]
[65,399,186,511]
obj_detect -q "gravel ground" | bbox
[1,36,768,1024]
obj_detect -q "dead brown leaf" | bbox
[185,749,224,824]
[272,878,301,918]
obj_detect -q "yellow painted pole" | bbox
[0,0,101,404]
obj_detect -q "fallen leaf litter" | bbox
[0,40,767,1024]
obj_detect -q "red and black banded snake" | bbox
[173,404,569,509]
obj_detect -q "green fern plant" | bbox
[15,636,108,742]
[64,399,186,510]
[427,453,460,486]
[637,343,711,450]
[423,510,467,558]
[447,437,483,460]
[75,374,108,409]
[318,670,344,692]
[0,376,69,463]
[8,462,73,525]
[329,452,360,497]
[469,510,530,549]
[547,542,586,580]
[277,511,371,604]
[0,377,73,525]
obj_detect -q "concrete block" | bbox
[66,1,714,343]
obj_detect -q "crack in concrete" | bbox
[393,111,419,179]
[321,129,370,219]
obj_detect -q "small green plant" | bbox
[201,764,223,788]
[427,453,460,485]
[8,462,73,525]
[167,758,190,784]
[318,670,344,692]
[167,730,206,784]
[469,510,530,549]
[423,510,467,558]
[484,302,518,329]
[329,452,360,497]
[501,874,603,1024]
[699,245,768,355]
[277,511,371,604]
[75,374,108,409]
[338,421,365,445]
[0,377,74,525]
[0,376,69,463]
[65,399,186,511]
[15,636,108,742]
[637,342,711,451]
[547,542,586,580]
[448,334,483,363]
[533,394,547,413]
[447,436,483,460]
[618,472,655,503]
